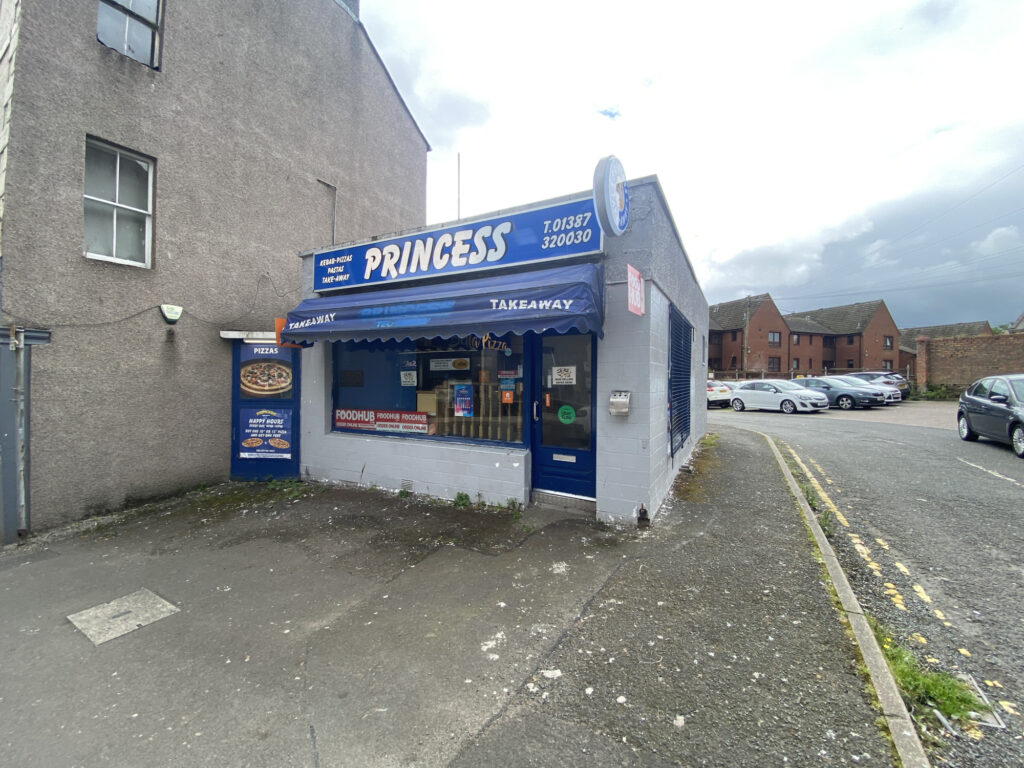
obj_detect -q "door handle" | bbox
[533,400,540,422]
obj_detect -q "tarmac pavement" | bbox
[1,427,909,766]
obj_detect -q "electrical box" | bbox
[608,390,631,416]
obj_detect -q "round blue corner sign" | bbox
[593,155,629,237]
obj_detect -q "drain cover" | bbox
[961,674,1006,729]
[68,588,180,645]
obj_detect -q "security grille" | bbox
[668,305,692,458]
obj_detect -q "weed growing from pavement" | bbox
[453,492,471,509]
[866,615,988,730]
[671,433,720,501]
[912,384,958,401]
[776,443,835,537]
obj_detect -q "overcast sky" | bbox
[359,0,1024,329]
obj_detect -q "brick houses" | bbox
[709,295,900,377]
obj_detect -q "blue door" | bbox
[230,340,301,480]
[530,332,596,498]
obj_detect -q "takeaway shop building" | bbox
[281,168,708,526]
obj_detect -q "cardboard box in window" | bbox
[416,391,437,415]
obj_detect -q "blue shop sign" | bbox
[312,196,601,293]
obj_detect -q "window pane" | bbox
[541,335,591,450]
[85,143,117,201]
[84,199,115,256]
[332,336,525,442]
[96,4,128,53]
[118,155,150,210]
[129,0,159,24]
[125,17,153,65]
[115,208,148,263]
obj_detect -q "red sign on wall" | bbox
[627,264,644,316]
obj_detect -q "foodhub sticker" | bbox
[334,409,429,434]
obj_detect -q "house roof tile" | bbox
[708,294,771,331]
[783,300,885,335]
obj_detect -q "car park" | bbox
[707,379,733,408]
[829,374,902,405]
[846,371,911,400]
[729,379,829,414]
[957,373,1024,458]
[797,376,886,410]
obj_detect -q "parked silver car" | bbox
[828,374,902,405]
[846,371,911,400]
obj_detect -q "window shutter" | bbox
[668,305,692,457]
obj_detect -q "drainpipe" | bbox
[12,328,27,537]
[2,326,28,542]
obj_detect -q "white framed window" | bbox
[97,0,162,68]
[84,139,154,268]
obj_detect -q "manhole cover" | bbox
[68,588,180,645]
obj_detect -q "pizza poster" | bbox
[240,408,293,459]
[453,384,474,417]
[239,345,294,400]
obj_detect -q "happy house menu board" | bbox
[238,345,294,460]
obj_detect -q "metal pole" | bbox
[13,329,26,535]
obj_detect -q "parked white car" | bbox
[707,379,733,408]
[730,379,830,414]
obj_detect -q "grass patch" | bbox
[671,432,720,501]
[867,615,988,727]
[911,384,958,401]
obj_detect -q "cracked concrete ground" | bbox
[1,428,896,766]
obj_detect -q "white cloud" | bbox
[360,0,1024,324]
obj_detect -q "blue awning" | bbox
[281,262,605,344]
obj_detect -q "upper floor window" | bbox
[97,0,162,68]
[791,333,800,345]
[883,335,894,350]
[84,139,154,267]
[768,331,781,347]
[731,331,738,342]
[847,335,855,345]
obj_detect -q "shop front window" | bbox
[332,334,525,442]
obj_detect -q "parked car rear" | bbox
[707,380,733,408]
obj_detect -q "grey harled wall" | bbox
[1,0,428,528]
[597,177,709,524]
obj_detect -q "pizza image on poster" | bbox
[239,346,294,399]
